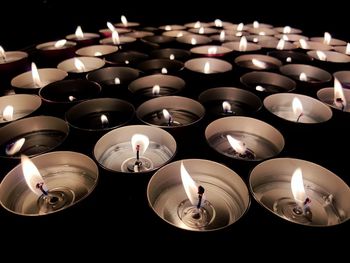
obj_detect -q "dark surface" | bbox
[0,0,349,255]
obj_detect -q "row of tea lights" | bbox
[0,17,349,232]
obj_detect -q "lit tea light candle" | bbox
[125,31,154,39]
[100,30,137,47]
[66,25,99,46]
[263,93,332,123]
[294,39,332,51]
[258,39,297,50]
[246,35,277,43]
[0,45,28,75]
[0,94,41,124]
[76,45,118,57]
[235,54,282,71]
[0,151,98,216]
[333,70,350,89]
[150,48,191,62]
[190,45,232,57]
[105,51,148,67]
[247,27,276,36]
[36,39,76,66]
[176,34,212,46]
[185,58,232,74]
[94,125,176,173]
[267,50,312,64]
[308,50,350,64]
[241,71,296,94]
[205,116,284,161]
[317,77,350,113]
[98,21,131,38]
[136,96,205,128]
[198,87,262,118]
[115,15,140,28]
[159,24,186,31]
[137,59,184,75]
[162,30,190,38]
[222,36,261,52]
[57,56,105,74]
[128,74,185,98]
[188,27,219,35]
[210,32,239,43]
[310,32,346,46]
[274,26,302,34]
[274,34,308,42]
[250,158,350,226]
[184,21,210,28]
[333,43,350,55]
[147,159,250,231]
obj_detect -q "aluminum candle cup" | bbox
[188,27,219,35]
[11,68,68,94]
[159,24,186,31]
[333,45,350,55]
[267,50,312,64]
[39,79,102,117]
[222,41,262,54]
[185,58,232,74]
[247,27,276,36]
[190,45,232,58]
[235,54,282,72]
[317,87,350,113]
[279,64,332,95]
[263,93,332,124]
[65,98,134,144]
[293,41,332,51]
[333,71,350,89]
[274,26,302,34]
[162,30,190,38]
[137,59,184,75]
[0,151,98,216]
[246,35,277,44]
[147,159,250,231]
[99,35,137,50]
[258,40,297,50]
[36,41,76,67]
[205,116,284,163]
[310,36,346,46]
[128,74,185,101]
[249,158,350,226]
[210,34,240,44]
[86,67,140,98]
[94,125,176,174]
[141,35,175,49]
[66,31,100,47]
[0,51,28,85]
[176,34,212,47]
[125,31,154,39]
[240,71,296,97]
[105,51,148,67]
[57,56,105,75]
[307,51,350,73]
[150,48,191,62]
[0,116,68,160]
[75,45,118,57]
[198,87,262,121]
[274,34,308,42]
[0,94,41,125]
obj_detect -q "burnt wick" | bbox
[36,182,48,196]
[336,98,345,111]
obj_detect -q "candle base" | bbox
[121,156,154,173]
[273,199,313,224]
[37,187,75,214]
[177,199,215,229]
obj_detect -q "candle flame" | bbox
[165,25,172,31]
[276,39,285,50]
[258,31,266,36]
[204,62,210,74]
[191,38,197,45]
[21,155,48,196]
[292,97,303,120]
[131,134,149,155]
[68,95,76,101]
[2,105,14,121]
[199,27,205,34]
[239,36,248,51]
[177,32,183,38]
[316,50,327,61]
[100,114,108,126]
[291,168,307,207]
[226,135,246,155]
[75,26,84,39]
[346,43,350,55]
[214,19,223,27]
[324,32,331,45]
[222,101,231,112]
[283,26,292,34]
[152,84,160,95]
[194,21,201,28]
[107,21,116,31]
[180,161,201,206]
[54,39,67,48]
[112,30,120,45]
[334,77,347,109]
[208,47,217,55]
[169,54,175,60]
[253,37,259,43]
[121,15,128,27]
[235,32,243,37]
[162,109,172,123]
[253,21,259,28]
[256,85,265,91]
[94,52,103,56]
[219,31,225,41]
[125,60,130,64]
[74,58,86,72]
[114,77,121,84]
[286,57,292,63]
[282,34,289,41]
[299,72,307,82]
[161,67,168,74]
[31,62,43,88]
[0,45,6,60]
[252,58,267,69]
[6,138,25,156]
[299,39,308,49]
[237,23,244,31]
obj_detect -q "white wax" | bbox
[272,107,317,123]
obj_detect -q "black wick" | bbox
[296,113,303,122]
[36,182,48,196]
[196,185,205,209]
[336,98,345,111]
[168,116,172,126]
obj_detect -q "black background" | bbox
[0,0,349,256]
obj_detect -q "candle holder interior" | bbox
[141,35,175,45]
[235,54,282,71]
[317,87,350,113]
[0,116,69,159]
[267,51,313,64]
[128,74,185,99]
[333,71,350,89]
[36,41,77,66]
[198,87,262,119]
[190,45,232,57]
[264,93,333,123]
[240,71,296,95]
[0,151,98,216]
[94,125,177,174]
[75,45,118,57]
[249,158,350,226]
[147,159,250,231]
[258,39,297,50]
[104,51,149,66]
[176,34,212,45]
[310,37,346,46]
[66,32,100,46]
[0,51,29,84]
[205,116,284,161]
[294,41,332,51]
[0,94,42,124]
[150,48,191,62]
[274,34,308,42]
[222,41,262,52]
[137,59,184,75]
[184,57,232,74]
[57,56,105,74]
